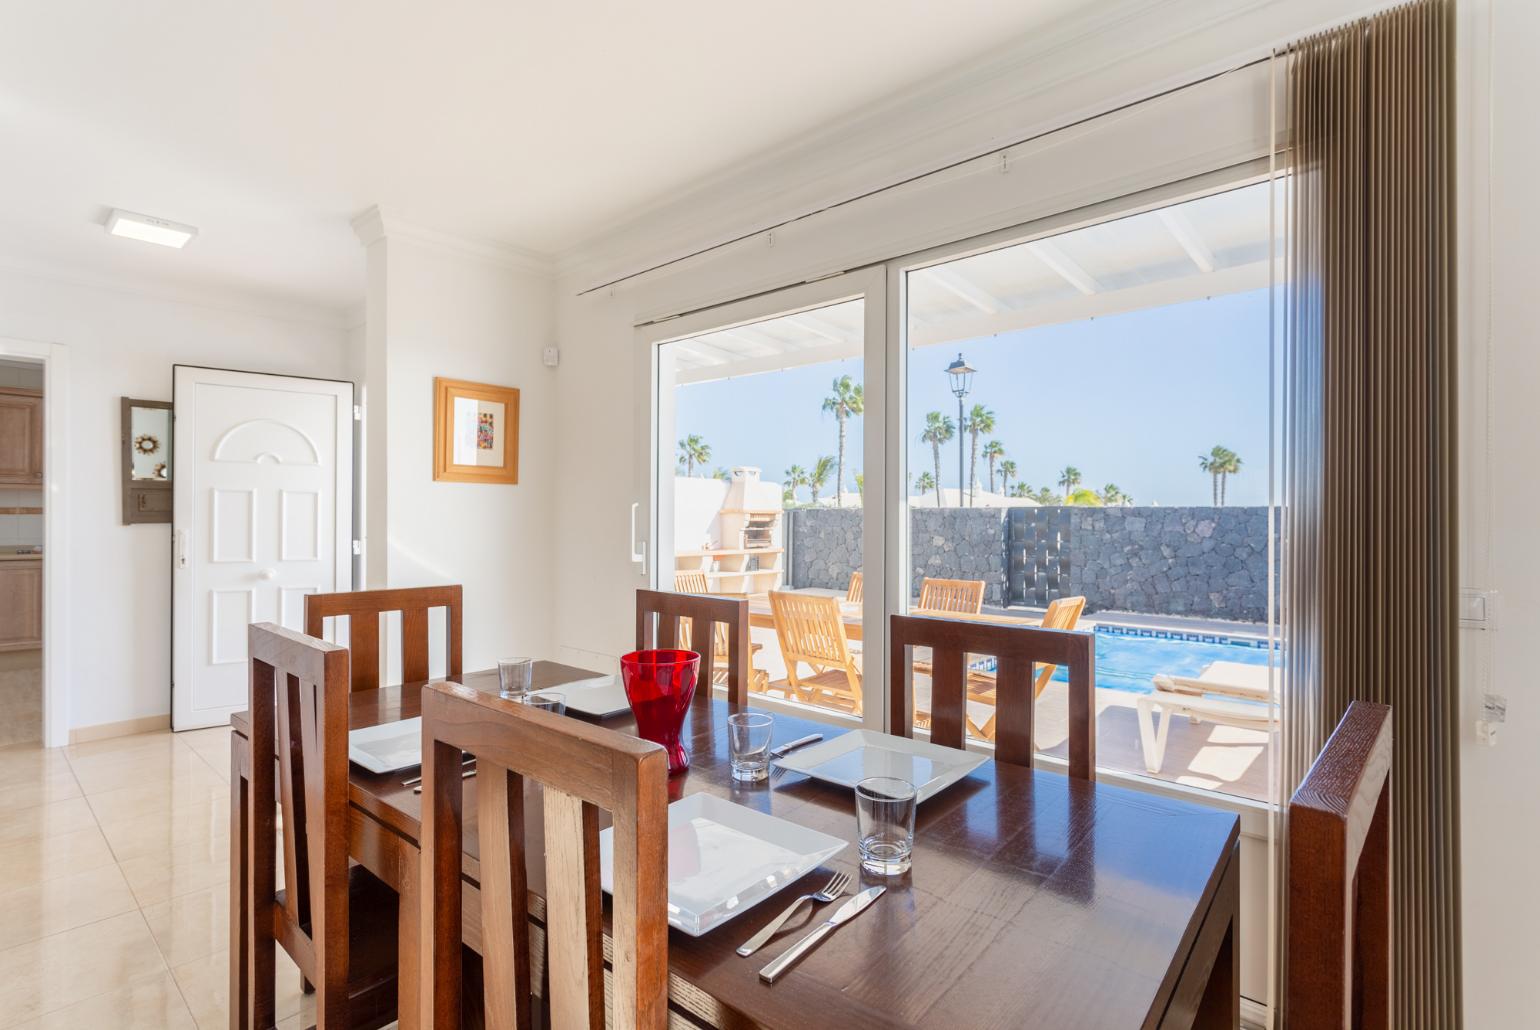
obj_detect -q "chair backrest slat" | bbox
[1287,700,1393,1029]
[421,682,669,1030]
[846,571,863,604]
[917,577,985,614]
[1033,596,1087,696]
[248,622,353,1024]
[304,585,463,692]
[635,589,750,705]
[889,613,1095,779]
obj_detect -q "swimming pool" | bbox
[987,626,1273,695]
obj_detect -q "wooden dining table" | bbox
[231,665,1240,1029]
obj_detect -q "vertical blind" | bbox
[1281,0,1460,1025]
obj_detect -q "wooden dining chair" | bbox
[889,612,1095,779]
[635,588,752,705]
[245,623,399,1029]
[672,573,771,695]
[845,570,863,603]
[419,681,670,1029]
[304,585,463,692]
[767,590,863,714]
[1288,700,1392,1029]
[917,577,985,614]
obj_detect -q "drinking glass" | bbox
[855,777,917,875]
[522,692,566,715]
[620,649,700,774]
[497,657,533,700]
[728,712,774,782]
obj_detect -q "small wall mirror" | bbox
[122,398,172,524]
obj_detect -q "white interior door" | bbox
[171,366,353,730]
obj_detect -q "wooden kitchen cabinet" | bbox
[0,560,42,651]
[0,388,43,486]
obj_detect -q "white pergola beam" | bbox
[710,330,780,356]
[1027,240,1102,295]
[783,313,851,344]
[1156,209,1216,273]
[922,265,1005,314]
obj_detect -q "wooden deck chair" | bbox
[766,591,863,714]
[671,572,770,695]
[845,571,863,603]
[917,577,985,614]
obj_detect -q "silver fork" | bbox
[736,871,850,957]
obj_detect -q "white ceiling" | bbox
[0,1,1088,316]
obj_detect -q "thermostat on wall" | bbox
[542,346,560,368]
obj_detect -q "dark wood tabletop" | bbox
[234,666,1240,1028]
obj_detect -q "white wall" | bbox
[0,268,349,732]
[359,229,557,677]
[1458,1,1539,1025]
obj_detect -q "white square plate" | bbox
[771,729,987,802]
[599,794,845,937]
[560,675,631,718]
[348,717,422,774]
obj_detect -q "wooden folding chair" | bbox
[916,577,985,614]
[1288,701,1392,1029]
[419,681,670,1029]
[672,574,770,695]
[889,613,1095,779]
[304,585,463,692]
[766,591,863,714]
[244,623,400,1029]
[635,588,752,705]
[845,571,863,604]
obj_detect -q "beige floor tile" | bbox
[0,826,116,886]
[0,863,140,950]
[62,732,183,764]
[172,948,305,1030]
[96,795,231,862]
[83,762,227,824]
[117,831,230,907]
[7,970,196,1030]
[0,770,81,816]
[0,911,168,1027]
[0,796,96,846]
[140,884,229,968]
[0,748,72,789]
[66,746,212,798]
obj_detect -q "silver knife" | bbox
[771,733,823,757]
[759,885,884,983]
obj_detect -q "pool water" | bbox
[980,630,1272,695]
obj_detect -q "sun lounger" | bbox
[1136,659,1278,773]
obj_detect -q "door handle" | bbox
[257,568,278,581]
[176,530,188,569]
[630,502,648,577]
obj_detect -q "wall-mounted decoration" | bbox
[121,398,172,523]
[433,377,519,484]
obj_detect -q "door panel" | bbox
[172,367,352,730]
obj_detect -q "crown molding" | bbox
[352,205,555,279]
[553,0,1310,290]
[0,253,353,331]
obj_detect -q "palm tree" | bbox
[677,435,710,477]
[808,455,835,506]
[1033,486,1062,505]
[1199,446,1237,506]
[1100,483,1130,506]
[782,464,808,506]
[964,404,995,505]
[982,440,1006,494]
[712,467,731,482]
[919,412,955,508]
[1057,466,1082,501]
[821,376,864,507]
[999,458,1017,496]
[1009,482,1030,499]
[915,470,939,506]
[1219,449,1243,506]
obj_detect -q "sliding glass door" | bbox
[643,269,888,728]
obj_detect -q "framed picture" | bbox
[433,377,520,484]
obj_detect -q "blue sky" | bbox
[672,287,1270,507]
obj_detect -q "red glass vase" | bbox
[620,648,700,774]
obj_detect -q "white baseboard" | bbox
[68,713,169,745]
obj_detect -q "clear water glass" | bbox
[728,712,774,782]
[522,692,566,715]
[497,657,533,700]
[855,776,917,875]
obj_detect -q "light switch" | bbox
[1459,588,1496,629]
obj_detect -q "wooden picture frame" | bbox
[433,377,520,484]
[121,397,172,523]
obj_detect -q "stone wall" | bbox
[1067,506,1271,622]
[786,504,1273,622]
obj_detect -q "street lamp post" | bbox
[945,353,975,506]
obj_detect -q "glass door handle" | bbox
[630,502,648,576]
